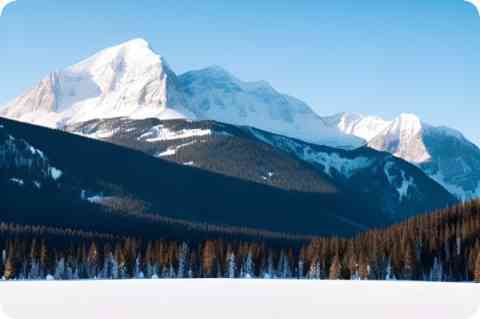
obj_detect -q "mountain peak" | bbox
[119,38,150,48]
[68,38,163,74]
[389,113,424,137]
[323,112,391,142]
[2,39,362,149]
[396,113,421,124]
[0,38,190,127]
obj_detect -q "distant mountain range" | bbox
[0,38,361,149]
[326,113,480,200]
[1,38,478,237]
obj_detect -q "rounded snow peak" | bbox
[121,38,150,48]
[115,38,156,54]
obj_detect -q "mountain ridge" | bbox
[64,116,457,221]
[327,112,480,200]
[1,38,362,149]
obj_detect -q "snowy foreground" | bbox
[0,280,479,319]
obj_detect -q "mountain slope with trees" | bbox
[0,117,386,237]
[66,117,457,221]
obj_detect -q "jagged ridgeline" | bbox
[1,200,479,282]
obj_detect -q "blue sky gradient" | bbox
[1,0,479,142]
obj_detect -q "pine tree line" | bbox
[1,200,480,282]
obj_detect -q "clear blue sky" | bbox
[1,0,479,143]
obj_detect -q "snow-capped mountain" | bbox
[1,39,193,127]
[328,113,480,200]
[323,113,390,142]
[0,39,362,148]
[176,67,361,148]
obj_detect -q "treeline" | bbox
[1,200,480,282]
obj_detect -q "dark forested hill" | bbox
[66,117,456,221]
[1,117,388,237]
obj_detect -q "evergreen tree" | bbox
[3,256,15,280]
[430,258,443,282]
[474,252,480,283]
[243,251,255,279]
[87,242,98,279]
[307,260,322,280]
[297,257,305,279]
[403,244,415,280]
[329,255,341,280]
[264,253,274,279]
[177,243,189,279]
[226,252,236,279]
[202,241,216,278]
[54,258,66,280]
[134,255,144,279]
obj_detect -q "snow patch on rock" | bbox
[303,149,372,178]
[49,167,63,180]
[9,178,24,186]
[139,125,211,142]
[155,141,197,157]
[384,161,416,202]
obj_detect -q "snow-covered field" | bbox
[0,280,479,319]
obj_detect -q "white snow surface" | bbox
[8,178,24,186]
[249,128,372,179]
[139,125,211,142]
[302,149,372,178]
[376,114,431,164]
[49,167,63,180]
[155,141,197,157]
[327,113,431,163]
[0,280,479,319]
[87,195,107,204]
[324,113,391,141]
[384,161,416,202]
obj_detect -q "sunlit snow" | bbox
[0,280,478,319]
[139,125,211,142]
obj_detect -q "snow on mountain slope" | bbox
[0,124,63,184]
[1,280,479,319]
[177,67,363,148]
[1,39,361,148]
[368,114,431,164]
[66,117,343,194]
[323,112,390,142]
[246,127,456,220]
[66,116,456,221]
[0,39,193,128]
[328,113,480,200]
